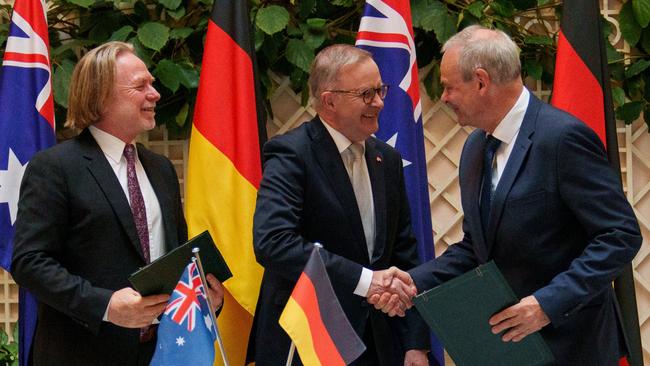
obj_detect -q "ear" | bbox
[321,91,336,111]
[475,68,490,94]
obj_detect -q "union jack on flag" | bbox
[0,0,55,365]
[165,261,206,331]
[356,0,444,364]
[150,261,216,366]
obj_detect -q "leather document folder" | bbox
[413,261,554,366]
[129,230,232,296]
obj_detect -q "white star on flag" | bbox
[385,133,411,168]
[204,314,213,331]
[175,336,185,346]
[0,148,28,224]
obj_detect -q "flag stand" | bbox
[285,341,296,366]
[192,248,229,366]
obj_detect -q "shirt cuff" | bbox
[103,299,111,322]
[354,267,373,297]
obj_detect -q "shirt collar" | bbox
[88,125,135,164]
[491,87,529,144]
[320,117,365,154]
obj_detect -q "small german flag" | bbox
[279,247,366,365]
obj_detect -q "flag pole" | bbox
[192,248,229,366]
[285,341,296,366]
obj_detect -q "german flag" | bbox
[185,0,266,364]
[279,247,366,366]
[551,1,642,365]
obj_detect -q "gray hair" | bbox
[308,44,374,109]
[442,25,521,84]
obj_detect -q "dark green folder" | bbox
[128,230,232,296]
[413,261,554,366]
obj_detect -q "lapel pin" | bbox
[376,156,382,163]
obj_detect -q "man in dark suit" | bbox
[249,44,429,365]
[11,42,223,366]
[373,26,642,365]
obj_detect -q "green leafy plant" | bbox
[0,0,648,135]
[0,326,18,366]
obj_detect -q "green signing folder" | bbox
[128,230,232,296]
[413,261,554,366]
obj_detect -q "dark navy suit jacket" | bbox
[410,93,641,365]
[12,129,187,365]
[250,117,428,365]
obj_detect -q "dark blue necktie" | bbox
[480,135,502,235]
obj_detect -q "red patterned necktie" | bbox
[123,144,150,263]
[124,144,155,343]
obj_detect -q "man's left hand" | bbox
[205,273,224,314]
[488,295,550,342]
[404,349,428,366]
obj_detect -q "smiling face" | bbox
[440,47,485,128]
[97,51,160,142]
[323,59,384,142]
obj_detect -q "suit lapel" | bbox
[461,132,490,259]
[365,139,386,263]
[309,118,369,261]
[486,94,541,252]
[80,129,146,262]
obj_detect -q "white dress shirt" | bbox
[89,126,166,261]
[489,88,530,189]
[321,119,374,297]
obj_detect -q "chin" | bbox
[142,119,156,131]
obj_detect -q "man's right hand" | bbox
[106,287,169,328]
[366,267,417,317]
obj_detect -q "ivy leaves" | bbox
[256,5,290,35]
[36,0,210,135]
[610,1,650,126]
[253,2,330,100]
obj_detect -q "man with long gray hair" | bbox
[373,25,641,365]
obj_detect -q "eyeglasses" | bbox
[326,84,389,105]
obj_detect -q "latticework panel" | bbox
[627,118,650,364]
[0,270,17,338]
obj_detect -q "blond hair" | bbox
[65,41,135,129]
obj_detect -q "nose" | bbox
[370,91,384,108]
[147,84,161,102]
[441,89,449,104]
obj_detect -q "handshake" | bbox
[366,267,417,317]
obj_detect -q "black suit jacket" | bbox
[11,129,187,365]
[411,93,641,365]
[249,117,428,365]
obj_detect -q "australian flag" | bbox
[0,0,55,364]
[356,0,443,364]
[150,261,217,366]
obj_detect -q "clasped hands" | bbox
[366,267,417,317]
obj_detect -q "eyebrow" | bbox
[130,74,155,84]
